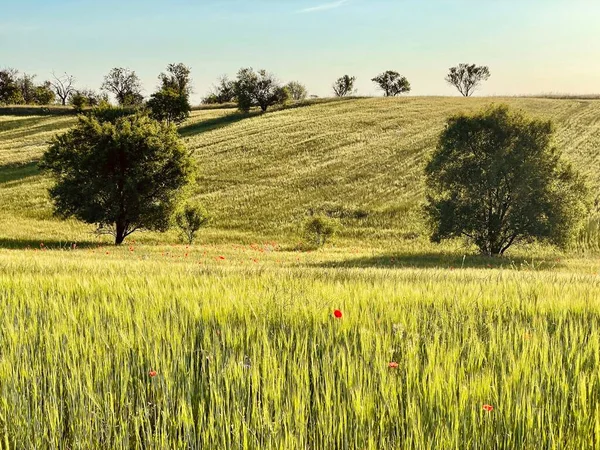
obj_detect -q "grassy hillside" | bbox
[1,97,599,247]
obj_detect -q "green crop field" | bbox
[1,98,600,448]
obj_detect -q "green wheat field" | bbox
[1,97,600,448]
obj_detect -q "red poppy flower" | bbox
[333,309,343,318]
[482,404,494,412]
[219,256,225,260]
[388,362,399,369]
[149,370,157,377]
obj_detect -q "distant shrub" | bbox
[303,216,339,248]
[285,81,308,101]
[175,202,209,244]
[70,92,87,112]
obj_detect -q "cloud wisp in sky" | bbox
[298,0,348,14]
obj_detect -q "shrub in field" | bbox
[303,215,339,248]
[332,75,356,97]
[70,89,106,112]
[234,68,289,112]
[70,91,87,112]
[445,63,490,96]
[425,104,589,256]
[371,71,411,97]
[175,202,209,244]
[40,113,196,245]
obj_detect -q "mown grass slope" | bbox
[1,97,599,247]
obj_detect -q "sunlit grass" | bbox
[0,248,599,448]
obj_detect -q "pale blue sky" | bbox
[1,0,599,103]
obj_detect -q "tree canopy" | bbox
[234,68,288,112]
[332,75,356,97]
[445,64,491,97]
[148,63,192,125]
[40,112,196,245]
[371,71,411,96]
[101,68,144,106]
[425,105,589,255]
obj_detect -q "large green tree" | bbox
[425,105,588,255]
[40,113,196,245]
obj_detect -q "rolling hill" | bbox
[1,97,599,245]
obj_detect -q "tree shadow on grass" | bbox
[312,252,562,271]
[0,161,40,184]
[0,237,105,250]
[178,111,262,137]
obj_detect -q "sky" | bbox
[1,0,599,103]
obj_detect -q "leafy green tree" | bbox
[70,89,108,112]
[425,105,589,255]
[40,113,196,245]
[17,73,37,104]
[371,71,411,96]
[148,87,191,125]
[175,202,209,244]
[148,63,192,125]
[332,75,356,97]
[234,68,289,112]
[0,68,22,104]
[101,67,144,106]
[33,81,55,105]
[285,81,308,101]
[158,63,192,96]
[445,63,491,97]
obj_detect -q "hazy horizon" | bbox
[2,0,599,103]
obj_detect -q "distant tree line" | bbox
[1,62,493,112]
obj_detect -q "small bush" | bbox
[175,202,209,244]
[303,216,338,248]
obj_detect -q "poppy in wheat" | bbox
[219,256,225,260]
[333,309,343,318]
[482,404,494,412]
[388,362,399,369]
[149,370,157,378]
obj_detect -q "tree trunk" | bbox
[115,221,126,245]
